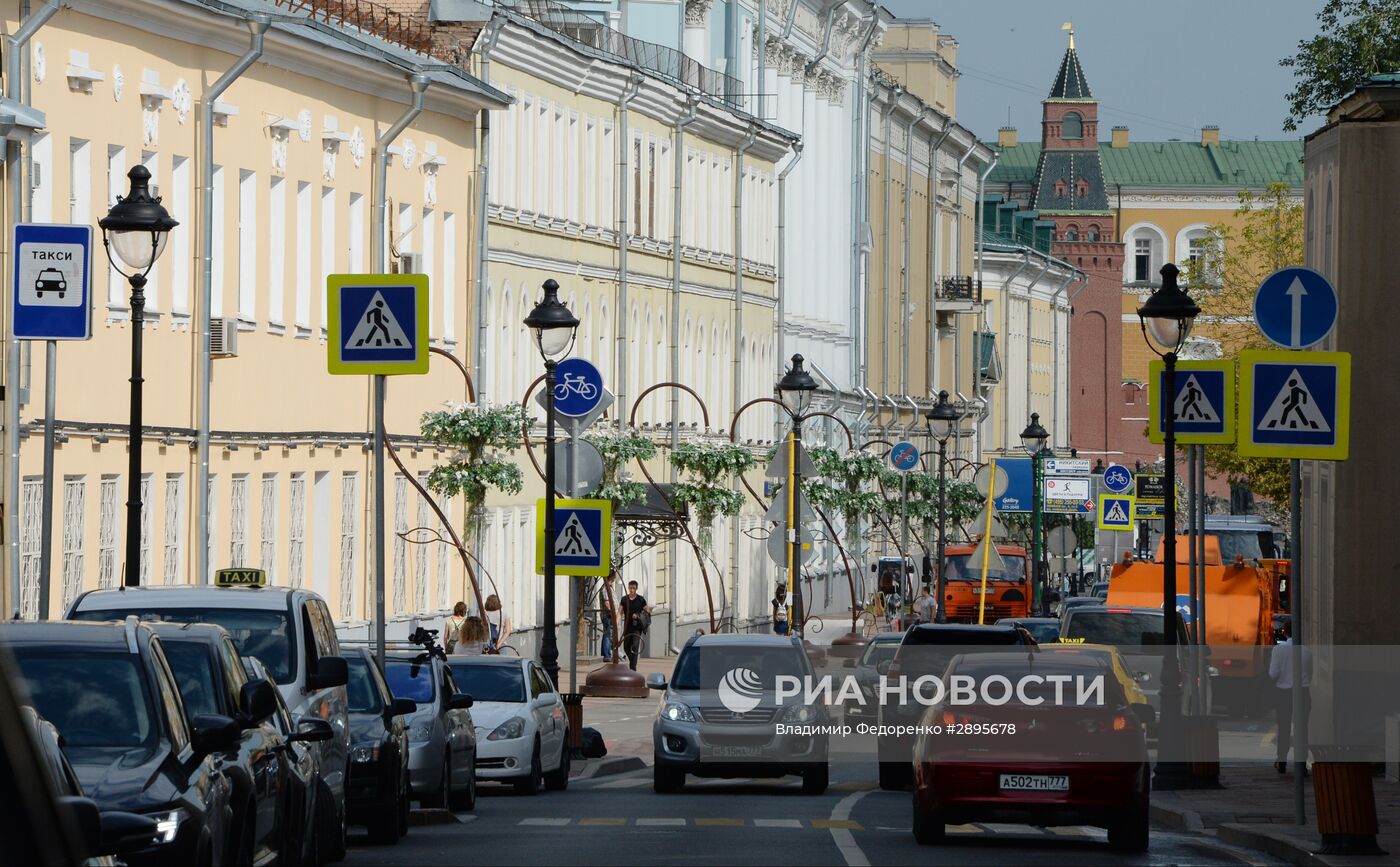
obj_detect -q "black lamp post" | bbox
[925,391,959,623]
[524,278,579,687]
[99,165,177,587]
[1020,413,1050,615]
[1137,262,1200,789]
[776,354,817,636]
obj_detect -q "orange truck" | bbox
[940,543,1032,623]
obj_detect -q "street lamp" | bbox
[925,391,959,623]
[1137,262,1200,790]
[776,354,818,636]
[524,278,579,687]
[1019,413,1050,615]
[99,165,177,587]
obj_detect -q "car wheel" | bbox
[367,789,400,845]
[425,752,451,809]
[230,799,256,867]
[544,740,571,791]
[321,781,347,864]
[652,758,684,794]
[450,752,477,811]
[801,763,829,795]
[1108,803,1150,852]
[396,771,409,837]
[879,761,912,790]
[514,740,542,795]
[912,800,946,845]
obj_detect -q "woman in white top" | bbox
[443,601,468,653]
[453,616,489,656]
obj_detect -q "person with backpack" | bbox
[619,580,652,671]
[443,601,467,654]
[772,584,790,635]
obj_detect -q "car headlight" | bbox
[409,718,435,744]
[487,716,527,741]
[782,704,818,724]
[149,808,185,845]
[661,701,696,723]
[351,744,380,763]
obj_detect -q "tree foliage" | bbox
[1281,0,1400,131]
[582,429,656,509]
[421,402,527,540]
[669,442,756,549]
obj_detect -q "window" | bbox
[268,176,286,326]
[647,139,657,239]
[320,187,336,332]
[170,156,191,315]
[98,475,121,589]
[392,475,408,614]
[163,474,184,586]
[211,164,225,317]
[1086,224,1101,242]
[1054,178,1067,198]
[106,146,127,309]
[295,181,311,330]
[261,474,278,584]
[237,169,257,322]
[141,152,161,310]
[443,213,457,345]
[632,135,642,236]
[348,192,365,273]
[139,474,154,586]
[415,476,431,613]
[288,473,306,589]
[19,477,41,619]
[31,133,52,221]
[340,472,359,619]
[1062,111,1083,139]
[61,477,86,609]
[1134,237,1152,282]
[421,208,437,337]
[69,139,92,226]
[230,475,249,566]
[436,501,452,610]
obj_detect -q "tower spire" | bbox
[1062,21,1074,51]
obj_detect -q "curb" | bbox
[574,755,648,780]
[1150,801,1206,833]
[408,808,460,826]
[1216,823,1325,866]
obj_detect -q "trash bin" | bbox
[1312,745,1386,855]
[1186,716,1221,788]
[562,692,584,750]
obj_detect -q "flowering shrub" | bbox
[420,402,527,539]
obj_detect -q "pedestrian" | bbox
[599,574,618,660]
[443,601,467,654]
[915,586,936,624]
[483,594,512,652]
[619,580,651,671]
[771,584,790,635]
[1268,619,1311,773]
[453,616,488,656]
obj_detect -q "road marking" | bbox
[695,818,744,827]
[519,817,570,827]
[635,818,686,827]
[828,788,872,867]
[578,817,626,826]
[753,819,803,829]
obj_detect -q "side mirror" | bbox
[238,678,277,726]
[389,697,418,718]
[98,810,160,856]
[841,658,856,669]
[1130,702,1157,726]
[646,672,667,690]
[289,718,335,744]
[307,655,348,690]
[875,660,892,677]
[59,796,102,859]
[448,693,474,710]
[191,713,242,756]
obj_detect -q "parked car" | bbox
[648,633,829,795]
[379,647,477,810]
[68,580,352,861]
[446,655,569,794]
[1056,596,1103,618]
[876,623,1034,790]
[1059,605,1207,718]
[912,651,1152,852]
[840,632,902,723]
[1091,581,1111,599]
[994,617,1061,645]
[343,647,415,841]
[3,618,237,867]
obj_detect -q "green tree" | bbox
[669,442,756,550]
[1281,0,1400,131]
[420,402,527,542]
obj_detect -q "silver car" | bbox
[383,650,478,811]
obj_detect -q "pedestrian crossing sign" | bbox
[327,274,429,375]
[1148,359,1235,445]
[1098,494,1135,531]
[536,498,612,577]
[1238,349,1351,460]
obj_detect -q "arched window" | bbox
[1077,179,1089,198]
[1054,178,1068,198]
[1086,224,1101,242]
[1063,223,1079,242]
[1062,112,1083,139]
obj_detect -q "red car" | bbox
[911,651,1154,852]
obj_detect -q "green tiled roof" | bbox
[987,140,1304,188]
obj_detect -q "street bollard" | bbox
[562,692,584,750]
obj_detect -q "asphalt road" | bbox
[343,761,1282,866]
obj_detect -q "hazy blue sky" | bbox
[882,1,1325,142]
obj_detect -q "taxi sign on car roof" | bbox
[214,568,267,588]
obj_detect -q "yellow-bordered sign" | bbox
[326,273,429,375]
[1237,349,1351,460]
[535,498,612,577]
[1097,494,1135,531]
[1148,359,1236,445]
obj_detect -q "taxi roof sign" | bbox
[214,568,267,588]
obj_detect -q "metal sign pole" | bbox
[374,374,387,671]
[36,340,55,618]
[900,470,910,598]
[1291,458,1305,823]
[567,433,578,691]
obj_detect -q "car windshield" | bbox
[447,662,526,703]
[384,659,435,703]
[1207,529,1265,562]
[13,649,156,749]
[671,645,807,691]
[1014,621,1061,644]
[1063,611,1163,647]
[71,606,295,683]
[942,554,1027,581]
[160,640,220,718]
[859,640,900,668]
[345,655,384,714]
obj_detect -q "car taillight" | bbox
[1078,714,1133,733]
[940,710,988,727]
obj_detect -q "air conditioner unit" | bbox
[210,317,239,358]
[398,252,423,275]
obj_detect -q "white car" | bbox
[445,656,570,793]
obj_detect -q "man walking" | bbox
[619,580,652,671]
[1269,619,1311,773]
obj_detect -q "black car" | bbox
[151,621,293,866]
[3,618,239,867]
[344,647,416,843]
[841,632,902,723]
[995,616,1062,644]
[875,623,1034,790]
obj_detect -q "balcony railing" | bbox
[274,0,440,58]
[938,276,982,304]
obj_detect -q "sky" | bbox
[881,0,1326,143]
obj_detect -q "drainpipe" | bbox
[5,0,59,615]
[926,123,951,396]
[951,140,976,276]
[755,0,767,117]
[615,74,644,429]
[999,252,1032,451]
[191,14,271,590]
[668,97,699,648]
[775,142,803,392]
[1065,271,1089,448]
[974,153,997,300]
[1048,271,1073,444]
[806,3,840,70]
[878,89,898,396]
[1022,255,1051,428]
[850,10,879,392]
[730,124,757,624]
[474,18,505,402]
[900,107,927,398]
[781,0,801,38]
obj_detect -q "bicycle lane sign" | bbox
[553,357,604,417]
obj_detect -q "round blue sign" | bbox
[1176,594,1194,625]
[890,441,920,472]
[1102,463,1134,494]
[1253,267,1338,350]
[552,357,604,417]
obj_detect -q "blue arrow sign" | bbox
[890,441,919,472]
[553,357,604,418]
[13,223,93,341]
[1254,267,1338,350]
[1102,463,1134,494]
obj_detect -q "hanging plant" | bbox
[421,401,527,541]
[670,442,756,549]
[583,429,657,509]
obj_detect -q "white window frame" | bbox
[170,156,191,318]
[392,475,408,614]
[442,212,457,346]
[230,474,249,567]
[106,145,128,313]
[261,473,278,584]
[211,164,225,317]
[139,474,154,585]
[98,475,121,588]
[19,477,41,618]
[340,472,359,619]
[295,181,312,333]
[164,474,184,585]
[320,186,336,334]
[61,477,86,609]
[268,175,286,330]
[288,473,306,589]
[238,169,257,325]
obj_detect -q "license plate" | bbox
[709,745,764,758]
[972,587,990,595]
[999,774,1069,791]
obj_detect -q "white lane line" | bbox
[635,818,686,827]
[520,817,571,826]
[753,819,803,829]
[828,789,872,867]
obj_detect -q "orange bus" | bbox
[939,543,1032,623]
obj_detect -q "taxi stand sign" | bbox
[536,498,612,577]
[327,273,429,375]
[13,223,94,341]
[1148,359,1235,445]
[1237,349,1351,460]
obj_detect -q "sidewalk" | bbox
[560,654,675,779]
[1153,765,1400,866]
